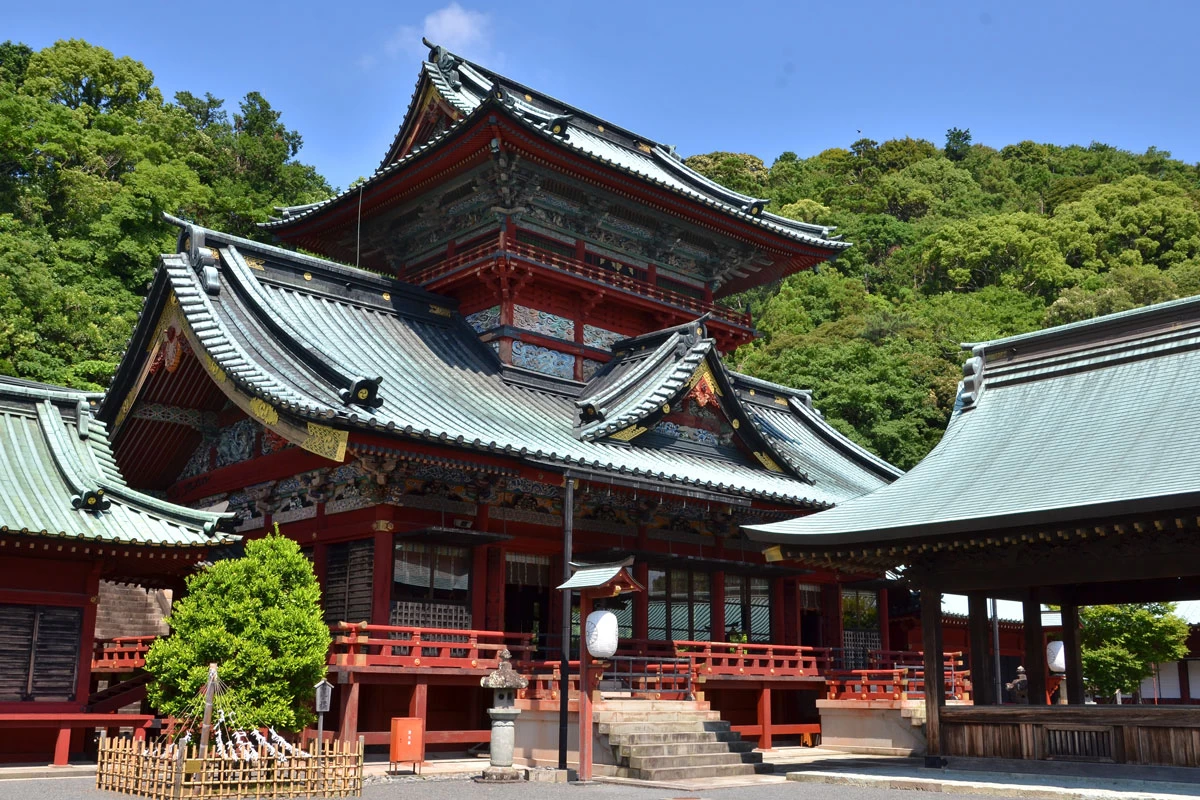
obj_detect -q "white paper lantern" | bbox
[585,610,619,659]
[1046,640,1066,674]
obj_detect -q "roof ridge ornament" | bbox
[72,488,111,514]
[423,38,461,89]
[177,222,220,295]
[958,347,985,410]
[340,376,385,409]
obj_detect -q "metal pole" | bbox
[558,477,574,771]
[990,598,1002,703]
[198,663,217,755]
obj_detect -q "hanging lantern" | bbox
[585,610,619,659]
[1046,640,1066,674]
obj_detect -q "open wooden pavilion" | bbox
[747,295,1200,769]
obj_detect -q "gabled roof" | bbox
[746,294,1200,546]
[266,44,849,266]
[102,218,896,508]
[0,376,235,547]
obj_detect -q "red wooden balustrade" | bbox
[826,666,971,702]
[868,650,966,671]
[329,622,533,670]
[404,234,753,328]
[91,636,157,672]
[617,638,830,679]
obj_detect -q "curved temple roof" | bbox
[103,218,896,509]
[746,293,1200,546]
[0,376,235,547]
[266,44,849,259]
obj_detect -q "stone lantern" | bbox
[478,648,528,782]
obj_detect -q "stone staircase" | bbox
[593,700,766,782]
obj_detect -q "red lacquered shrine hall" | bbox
[98,42,901,751]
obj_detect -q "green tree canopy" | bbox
[1078,603,1190,701]
[145,534,331,731]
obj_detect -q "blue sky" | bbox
[7,1,1199,191]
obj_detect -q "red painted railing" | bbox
[404,234,753,329]
[91,636,157,672]
[868,650,966,671]
[673,640,828,678]
[328,622,533,670]
[826,666,971,702]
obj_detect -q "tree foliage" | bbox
[0,39,330,389]
[1078,603,1190,701]
[145,534,331,731]
[687,130,1200,469]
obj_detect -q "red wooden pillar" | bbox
[53,725,71,767]
[76,562,102,711]
[711,570,726,642]
[781,578,798,646]
[633,562,649,641]
[757,685,773,750]
[878,588,891,653]
[409,681,428,719]
[472,546,489,629]
[372,530,393,626]
[339,681,360,743]
[485,546,505,631]
[771,578,785,644]
[1180,661,1192,704]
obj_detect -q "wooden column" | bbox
[770,578,785,644]
[339,681,360,743]
[371,531,393,626]
[711,570,726,642]
[1023,590,1047,705]
[1180,660,1191,704]
[920,585,944,759]
[633,561,649,641]
[757,685,773,750]
[1060,602,1085,706]
[408,681,428,719]
[53,725,71,767]
[471,546,488,629]
[77,562,103,710]
[967,593,994,705]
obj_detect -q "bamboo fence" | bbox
[96,734,363,799]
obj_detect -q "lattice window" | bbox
[323,540,374,626]
[842,629,882,671]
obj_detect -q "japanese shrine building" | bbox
[98,42,901,748]
[0,376,233,764]
[747,294,1200,770]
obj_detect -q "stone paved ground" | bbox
[0,774,1029,800]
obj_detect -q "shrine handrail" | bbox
[825,666,971,702]
[329,622,534,669]
[614,638,830,678]
[404,234,752,328]
[92,635,158,671]
[868,649,966,670]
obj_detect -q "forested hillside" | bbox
[2,41,1198,472]
[0,40,330,388]
[690,135,1200,468]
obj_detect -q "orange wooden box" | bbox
[389,717,425,774]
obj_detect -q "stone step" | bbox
[595,700,710,712]
[617,740,757,759]
[592,710,722,723]
[598,720,730,735]
[627,750,762,771]
[606,730,743,746]
[600,763,762,782]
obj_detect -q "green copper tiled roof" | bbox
[104,219,897,508]
[746,295,1200,546]
[267,46,849,261]
[0,377,235,547]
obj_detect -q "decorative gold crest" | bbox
[303,422,348,462]
[249,397,279,425]
[609,425,647,442]
[754,451,783,473]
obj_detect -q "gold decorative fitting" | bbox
[732,419,740,429]
[382,292,391,301]
[249,397,279,426]
[552,124,562,134]
[204,354,227,384]
[245,256,266,271]
[429,305,452,317]
[696,327,703,335]
[523,93,532,102]
[636,142,652,154]
[775,396,789,406]
[356,388,370,400]
[661,404,671,414]
[597,125,604,133]
[749,389,756,396]
[754,451,783,473]
[303,272,313,281]
[302,422,348,462]
[609,425,647,442]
